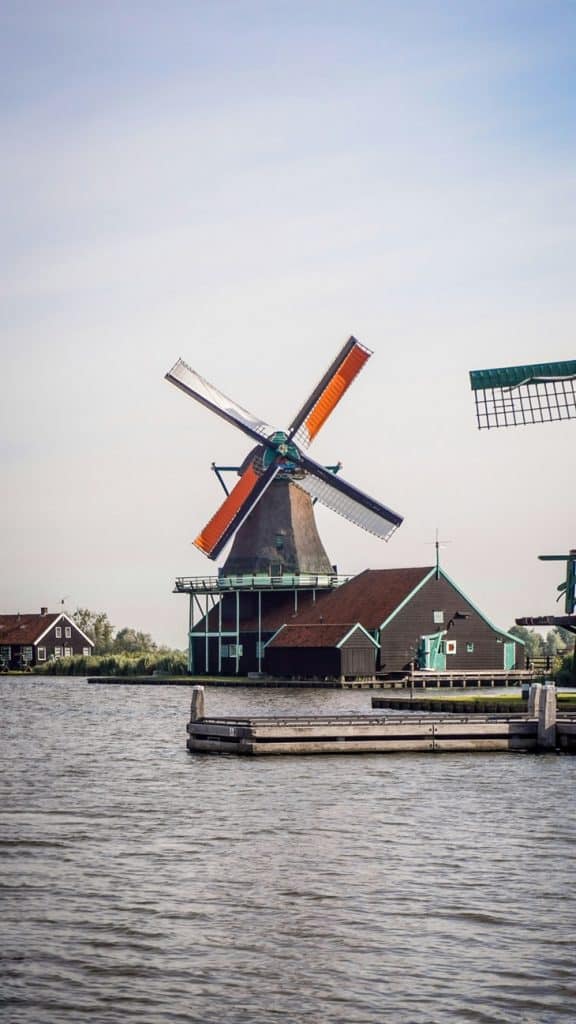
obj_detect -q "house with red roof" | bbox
[265,566,524,680]
[0,609,94,671]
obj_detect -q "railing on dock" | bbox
[186,683,575,756]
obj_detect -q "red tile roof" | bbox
[0,613,60,644]
[269,622,363,648]
[269,568,433,635]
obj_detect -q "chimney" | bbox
[40,607,48,615]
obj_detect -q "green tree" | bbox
[113,628,157,654]
[508,625,544,660]
[554,626,575,652]
[72,608,114,655]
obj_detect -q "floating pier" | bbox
[186,684,576,756]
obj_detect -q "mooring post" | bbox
[528,682,542,717]
[190,685,205,722]
[537,683,557,751]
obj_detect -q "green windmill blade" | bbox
[469,359,576,430]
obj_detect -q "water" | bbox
[1,678,575,1024]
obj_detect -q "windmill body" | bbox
[221,478,333,576]
[166,336,403,674]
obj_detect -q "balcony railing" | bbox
[173,573,352,595]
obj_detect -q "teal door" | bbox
[504,642,516,670]
[419,633,447,670]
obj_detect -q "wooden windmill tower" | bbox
[166,337,403,675]
[166,336,402,575]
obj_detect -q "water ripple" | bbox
[1,677,575,1023]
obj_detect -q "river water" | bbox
[1,678,575,1024]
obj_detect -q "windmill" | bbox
[469,356,576,675]
[166,336,403,577]
[469,358,576,430]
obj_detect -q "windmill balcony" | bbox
[173,573,352,595]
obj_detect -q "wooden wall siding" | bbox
[265,647,341,679]
[340,646,376,677]
[378,575,523,674]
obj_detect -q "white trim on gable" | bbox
[34,613,95,648]
[264,624,286,648]
[379,569,436,630]
[435,569,525,645]
[336,623,380,649]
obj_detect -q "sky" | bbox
[1,1,575,648]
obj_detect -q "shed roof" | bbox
[268,622,373,648]
[0,613,60,644]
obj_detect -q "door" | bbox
[419,632,447,670]
[504,642,516,670]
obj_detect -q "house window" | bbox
[446,640,457,655]
[22,646,33,663]
[0,645,11,663]
[55,626,62,638]
[82,647,91,656]
[466,642,474,653]
[65,626,71,639]
[64,647,72,658]
[55,647,62,657]
[37,647,46,661]
[433,610,444,624]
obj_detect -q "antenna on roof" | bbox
[427,529,451,579]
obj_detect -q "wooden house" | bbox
[0,609,95,670]
[265,622,379,679]
[265,566,524,679]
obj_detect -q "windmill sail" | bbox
[194,460,280,560]
[294,453,403,541]
[166,358,274,444]
[288,337,372,447]
[469,359,576,429]
[167,336,403,563]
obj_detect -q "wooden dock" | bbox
[384,669,536,689]
[186,684,576,756]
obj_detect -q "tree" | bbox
[508,625,544,660]
[113,628,157,654]
[72,608,114,655]
[554,626,575,652]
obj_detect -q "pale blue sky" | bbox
[1,2,575,646]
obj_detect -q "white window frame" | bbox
[64,647,72,658]
[446,640,457,655]
[55,646,63,657]
[55,626,62,638]
[82,647,91,657]
[37,647,46,661]
[433,610,444,624]
[466,642,474,653]
[65,626,71,639]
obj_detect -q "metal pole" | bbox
[236,589,240,675]
[218,596,222,674]
[205,595,209,674]
[258,590,262,673]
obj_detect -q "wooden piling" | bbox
[537,683,557,750]
[190,685,205,722]
[528,682,542,717]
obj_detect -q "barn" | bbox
[263,566,524,679]
[265,622,378,680]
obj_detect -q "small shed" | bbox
[265,622,379,680]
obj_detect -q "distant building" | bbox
[0,609,94,670]
[265,567,525,679]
